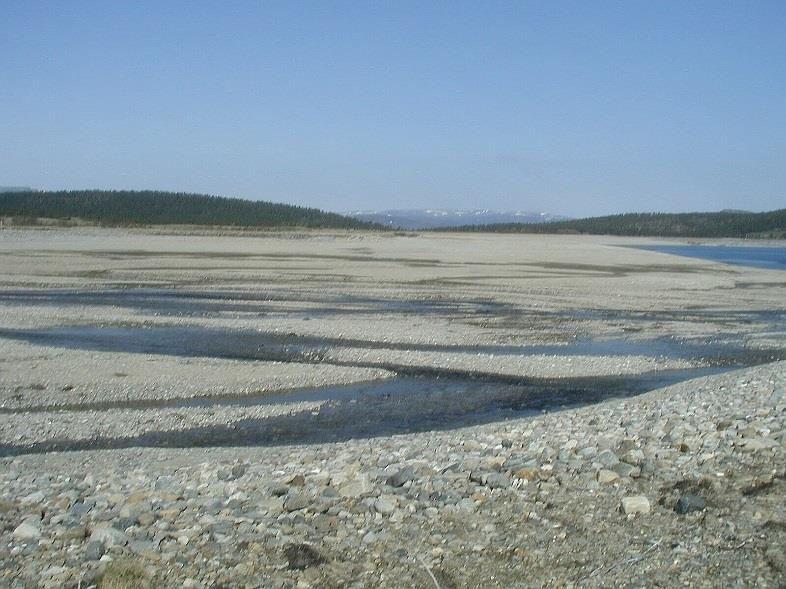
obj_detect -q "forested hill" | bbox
[437,209,786,238]
[0,190,381,229]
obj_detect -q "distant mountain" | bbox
[437,209,786,239]
[0,186,34,193]
[345,208,569,229]
[0,190,382,229]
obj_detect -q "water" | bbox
[1,326,781,370]
[632,244,786,270]
[0,288,508,319]
[2,321,784,455]
[0,368,734,455]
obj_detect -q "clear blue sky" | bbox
[2,1,784,217]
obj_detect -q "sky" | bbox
[2,1,785,217]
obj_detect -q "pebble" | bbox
[675,494,707,515]
[621,496,651,516]
[90,524,129,547]
[12,520,41,542]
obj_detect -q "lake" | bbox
[633,244,786,270]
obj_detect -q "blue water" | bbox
[633,245,786,270]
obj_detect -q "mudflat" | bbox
[0,228,784,588]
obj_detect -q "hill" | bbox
[0,186,34,193]
[345,208,569,229]
[436,209,786,239]
[0,190,381,230]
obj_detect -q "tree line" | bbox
[0,190,383,230]
[435,210,786,238]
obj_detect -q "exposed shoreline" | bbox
[0,228,784,588]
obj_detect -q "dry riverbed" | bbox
[0,227,784,588]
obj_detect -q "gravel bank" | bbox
[1,228,784,587]
[323,347,700,378]
[0,339,392,410]
[1,361,784,588]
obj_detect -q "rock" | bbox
[12,520,41,542]
[338,479,367,498]
[69,501,94,518]
[113,516,136,530]
[622,449,645,466]
[765,546,786,572]
[597,450,620,468]
[42,565,67,577]
[137,512,156,526]
[269,483,289,497]
[469,471,485,484]
[612,462,640,478]
[284,543,324,570]
[484,473,511,489]
[514,468,539,481]
[621,496,651,516]
[675,494,706,515]
[374,497,396,515]
[284,493,309,512]
[597,469,619,484]
[739,439,767,452]
[386,467,416,488]
[83,540,105,561]
[287,474,306,487]
[90,524,128,547]
[21,491,45,505]
[61,524,87,541]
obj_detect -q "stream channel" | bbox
[1,322,785,455]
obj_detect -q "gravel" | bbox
[1,228,784,588]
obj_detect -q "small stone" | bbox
[623,449,645,466]
[597,450,620,468]
[675,494,706,515]
[741,439,765,451]
[374,498,396,516]
[386,468,416,488]
[338,480,363,498]
[84,540,105,561]
[42,565,67,577]
[137,512,156,526]
[69,501,94,519]
[12,521,41,542]
[457,498,476,512]
[597,469,619,484]
[269,483,289,497]
[61,524,87,541]
[484,473,510,489]
[284,543,324,570]
[90,524,128,547]
[284,493,309,512]
[21,491,45,505]
[765,546,786,572]
[612,462,640,478]
[113,517,136,531]
[287,474,306,487]
[621,496,651,516]
[514,468,538,481]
